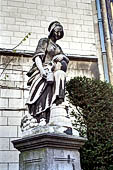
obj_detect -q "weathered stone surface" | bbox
[22,124,79,137]
[0,138,9,150]
[13,133,86,151]
[12,133,86,170]
[0,126,17,137]
[9,163,19,170]
[0,117,7,125]
[0,164,8,170]
[20,148,81,170]
[49,104,72,128]
[21,103,79,137]
[0,151,19,163]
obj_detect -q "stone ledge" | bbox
[0,48,98,62]
[12,133,87,152]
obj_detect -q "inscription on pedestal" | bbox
[54,156,75,170]
[24,159,42,170]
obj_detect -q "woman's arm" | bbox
[35,57,47,79]
[52,54,69,63]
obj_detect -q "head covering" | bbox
[48,21,62,32]
[48,21,64,39]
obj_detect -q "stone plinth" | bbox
[49,104,72,127]
[21,103,79,137]
[12,133,86,170]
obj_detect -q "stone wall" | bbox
[0,54,31,170]
[0,0,96,56]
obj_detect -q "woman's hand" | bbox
[53,54,64,62]
[40,69,47,79]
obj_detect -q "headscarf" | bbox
[48,21,64,38]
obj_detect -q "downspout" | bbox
[96,0,109,82]
[101,0,113,84]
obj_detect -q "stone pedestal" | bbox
[12,133,86,170]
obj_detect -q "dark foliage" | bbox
[66,76,113,170]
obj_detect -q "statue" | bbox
[21,21,78,135]
[26,21,69,122]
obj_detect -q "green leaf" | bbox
[12,49,16,53]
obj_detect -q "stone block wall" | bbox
[67,59,99,80]
[0,54,31,170]
[0,0,97,56]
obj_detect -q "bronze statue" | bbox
[26,21,69,124]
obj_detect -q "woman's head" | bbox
[48,21,64,40]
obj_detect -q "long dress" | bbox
[26,38,69,122]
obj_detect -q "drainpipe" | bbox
[101,0,113,84]
[96,0,109,83]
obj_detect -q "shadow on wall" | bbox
[90,62,99,79]
[67,60,99,80]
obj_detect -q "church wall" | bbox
[0,0,97,56]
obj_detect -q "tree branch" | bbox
[0,32,31,77]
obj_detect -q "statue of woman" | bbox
[26,21,69,124]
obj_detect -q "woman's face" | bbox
[53,25,64,40]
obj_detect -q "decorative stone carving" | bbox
[21,112,38,132]
[21,104,79,137]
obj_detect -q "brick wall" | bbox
[0,0,96,56]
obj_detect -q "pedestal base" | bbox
[12,133,86,170]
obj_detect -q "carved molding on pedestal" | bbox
[12,133,86,152]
